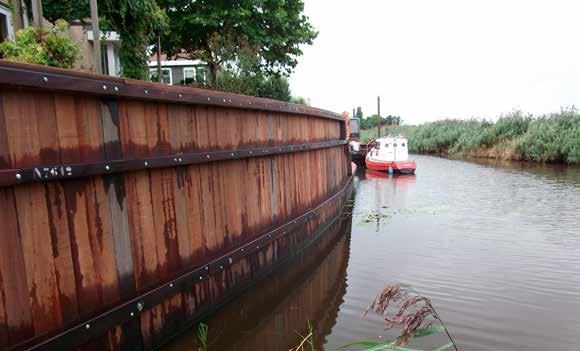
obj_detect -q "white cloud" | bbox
[289,0,580,124]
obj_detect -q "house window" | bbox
[183,67,195,84]
[150,68,172,84]
[0,5,14,42]
[195,67,206,84]
[183,66,207,85]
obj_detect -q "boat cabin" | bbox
[370,137,409,162]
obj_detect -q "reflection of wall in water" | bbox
[165,217,352,351]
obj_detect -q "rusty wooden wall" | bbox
[0,61,352,351]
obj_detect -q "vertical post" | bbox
[157,34,163,83]
[377,96,381,139]
[90,0,102,74]
[31,0,43,29]
[352,108,355,118]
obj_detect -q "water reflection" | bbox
[163,218,352,351]
[164,155,580,351]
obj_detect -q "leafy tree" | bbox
[214,70,292,102]
[99,0,168,80]
[157,0,318,85]
[42,0,167,80]
[42,0,90,22]
[355,106,363,120]
[291,96,307,105]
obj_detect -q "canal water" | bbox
[163,155,580,351]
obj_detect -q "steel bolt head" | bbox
[102,85,107,90]
[144,89,149,94]
[42,76,48,82]
[105,165,110,170]
[85,324,90,329]
[114,86,119,92]
[179,93,183,98]
[15,173,22,180]
[144,161,148,166]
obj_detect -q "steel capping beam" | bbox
[7,176,353,351]
[0,61,343,121]
[1,140,348,187]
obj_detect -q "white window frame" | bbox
[150,68,172,85]
[0,4,15,41]
[183,67,195,82]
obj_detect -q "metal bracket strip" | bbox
[0,62,342,121]
[7,176,353,351]
[0,140,348,187]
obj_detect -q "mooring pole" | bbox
[90,0,102,74]
[377,96,381,138]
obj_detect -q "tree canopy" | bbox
[360,114,402,130]
[157,0,317,83]
[42,0,167,80]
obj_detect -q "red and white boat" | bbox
[365,136,416,174]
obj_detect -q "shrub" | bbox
[360,110,580,164]
[0,19,80,69]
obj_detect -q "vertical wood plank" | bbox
[15,183,62,334]
[0,188,33,347]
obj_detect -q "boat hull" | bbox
[365,158,416,174]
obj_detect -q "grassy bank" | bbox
[360,110,580,164]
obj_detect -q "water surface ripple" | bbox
[326,155,580,351]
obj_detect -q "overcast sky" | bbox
[289,0,580,124]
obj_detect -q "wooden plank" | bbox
[44,182,79,322]
[168,105,192,267]
[184,165,206,267]
[0,188,33,347]
[15,184,63,334]
[0,89,11,170]
[2,89,41,168]
[100,98,135,296]
[118,100,158,289]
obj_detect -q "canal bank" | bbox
[360,112,580,164]
[164,155,580,351]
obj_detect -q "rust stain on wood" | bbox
[0,74,350,351]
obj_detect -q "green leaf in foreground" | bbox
[434,342,455,351]
[410,325,445,338]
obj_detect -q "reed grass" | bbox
[360,109,580,164]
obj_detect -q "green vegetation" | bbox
[0,19,80,68]
[354,106,402,130]
[40,0,313,101]
[291,285,457,351]
[41,0,168,80]
[361,110,580,164]
[195,322,208,351]
[158,0,317,84]
[214,70,293,102]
